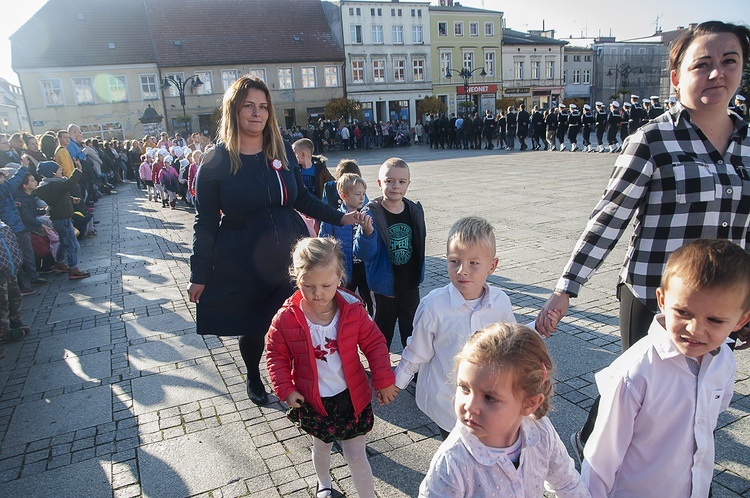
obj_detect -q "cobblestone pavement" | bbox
[0,145,748,497]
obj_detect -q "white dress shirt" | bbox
[582,316,735,497]
[420,417,591,497]
[394,283,515,431]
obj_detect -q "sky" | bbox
[0,0,746,86]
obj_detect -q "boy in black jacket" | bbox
[34,161,90,280]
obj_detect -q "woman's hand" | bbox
[187,282,205,303]
[340,210,365,226]
[376,385,399,405]
[285,391,305,408]
[535,291,570,338]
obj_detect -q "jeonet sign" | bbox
[456,84,498,95]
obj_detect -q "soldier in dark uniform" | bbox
[531,105,544,150]
[505,107,517,150]
[640,99,652,127]
[731,95,746,119]
[556,103,569,151]
[483,110,496,150]
[516,104,530,150]
[448,113,457,149]
[461,113,472,149]
[620,102,631,146]
[594,101,608,152]
[495,111,507,149]
[581,104,594,152]
[628,94,642,136]
[567,104,581,151]
[439,113,450,149]
[473,111,483,149]
[428,115,439,149]
[648,96,664,119]
[606,101,622,153]
[545,107,558,151]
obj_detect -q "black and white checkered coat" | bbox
[556,103,750,313]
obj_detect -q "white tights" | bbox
[312,435,374,498]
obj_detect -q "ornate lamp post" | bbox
[160,75,204,117]
[607,64,642,103]
[445,66,487,112]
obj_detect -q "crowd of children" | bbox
[259,143,749,497]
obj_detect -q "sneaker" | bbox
[19,288,36,296]
[9,321,30,334]
[53,262,69,273]
[38,268,55,275]
[570,431,585,467]
[68,268,91,280]
[0,328,25,344]
[31,277,50,287]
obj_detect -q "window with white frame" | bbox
[373,59,385,82]
[413,59,425,81]
[440,51,451,77]
[138,74,157,100]
[470,22,478,36]
[352,60,365,83]
[394,59,405,82]
[350,25,362,44]
[248,68,266,83]
[165,72,183,97]
[573,55,581,62]
[546,61,555,79]
[221,69,238,91]
[531,61,540,79]
[485,22,494,36]
[514,61,524,80]
[194,71,212,94]
[372,25,384,44]
[41,79,64,106]
[278,68,293,89]
[572,69,581,84]
[438,22,447,36]
[73,77,95,104]
[583,69,591,84]
[563,69,567,84]
[324,66,338,87]
[484,52,495,76]
[412,25,423,43]
[107,75,127,102]
[454,22,463,36]
[349,7,354,15]
[585,55,592,61]
[463,51,473,71]
[301,67,316,88]
[392,25,403,44]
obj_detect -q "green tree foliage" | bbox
[324,98,364,122]
[416,96,447,117]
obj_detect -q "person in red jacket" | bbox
[266,237,397,498]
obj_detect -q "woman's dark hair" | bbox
[669,21,750,72]
[21,132,36,147]
[39,134,56,159]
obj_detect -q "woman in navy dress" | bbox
[188,76,361,405]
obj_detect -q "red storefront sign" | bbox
[456,84,498,95]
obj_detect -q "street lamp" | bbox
[445,66,487,112]
[160,75,204,117]
[607,64,642,102]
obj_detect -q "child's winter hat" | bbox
[38,161,61,178]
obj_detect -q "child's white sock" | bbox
[312,437,333,491]
[341,435,374,498]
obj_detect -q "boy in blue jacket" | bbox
[355,158,425,349]
[319,173,373,315]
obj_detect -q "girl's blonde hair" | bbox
[290,237,347,286]
[456,323,553,419]
[219,75,287,175]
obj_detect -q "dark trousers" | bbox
[373,287,420,350]
[0,274,23,332]
[581,284,655,444]
[346,261,373,315]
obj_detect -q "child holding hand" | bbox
[266,237,397,498]
[420,323,590,497]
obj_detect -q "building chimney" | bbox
[438,0,454,5]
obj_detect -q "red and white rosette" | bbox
[270,159,288,205]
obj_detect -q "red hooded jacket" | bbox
[266,288,394,418]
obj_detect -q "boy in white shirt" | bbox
[393,216,515,437]
[582,238,750,497]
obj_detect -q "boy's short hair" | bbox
[335,159,361,179]
[337,173,367,196]
[292,138,314,153]
[662,239,750,309]
[378,157,409,178]
[447,216,496,254]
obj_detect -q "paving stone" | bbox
[34,326,112,361]
[128,333,208,373]
[4,386,112,446]
[22,351,111,396]
[124,310,195,340]
[0,458,110,497]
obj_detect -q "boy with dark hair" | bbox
[291,138,334,200]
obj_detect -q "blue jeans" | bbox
[52,218,79,268]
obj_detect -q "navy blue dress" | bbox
[191,141,343,337]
